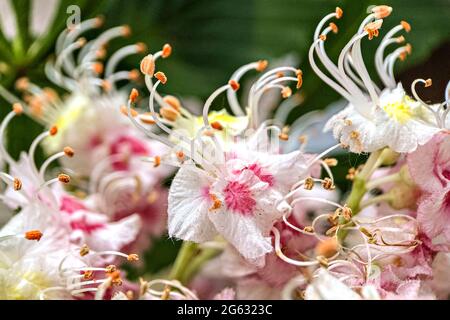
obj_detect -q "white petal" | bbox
[168,164,217,242]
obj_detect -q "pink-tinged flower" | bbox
[0,203,73,300]
[59,194,141,253]
[121,46,341,264]
[168,128,317,262]
[86,160,168,253]
[213,288,236,300]
[430,252,450,299]
[304,269,380,300]
[407,132,450,251]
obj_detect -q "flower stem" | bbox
[338,149,387,241]
[365,172,401,190]
[360,193,393,209]
[169,241,199,283]
[181,248,221,284]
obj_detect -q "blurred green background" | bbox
[0,0,449,277]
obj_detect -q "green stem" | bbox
[365,172,402,190]
[181,248,221,284]
[360,193,393,209]
[338,149,386,242]
[169,241,199,283]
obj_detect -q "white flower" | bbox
[304,269,380,300]
[0,203,72,300]
[310,6,443,153]
[168,127,314,262]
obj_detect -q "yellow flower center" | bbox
[382,96,414,124]
[0,270,52,300]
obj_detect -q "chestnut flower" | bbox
[310,6,443,153]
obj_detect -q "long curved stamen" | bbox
[105,43,146,78]
[305,143,341,170]
[56,38,86,78]
[57,17,103,54]
[148,79,192,147]
[145,279,199,300]
[227,60,267,116]
[38,147,74,180]
[29,127,57,176]
[79,25,130,64]
[125,90,175,148]
[411,78,442,127]
[251,79,297,128]
[313,10,340,40]
[343,55,368,90]
[375,26,405,88]
[272,227,320,267]
[254,67,298,91]
[202,84,232,127]
[282,214,316,237]
[88,153,128,193]
[309,39,356,105]
[385,45,410,82]
[352,22,384,106]
[357,13,375,33]
[286,178,325,197]
[291,197,344,210]
[0,229,43,243]
[273,94,304,126]
[38,174,70,196]
[337,30,378,107]
[0,107,23,166]
[316,25,366,100]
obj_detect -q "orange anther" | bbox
[25,230,43,241]
[154,71,167,84]
[140,55,155,76]
[256,60,268,72]
[229,80,240,91]
[162,44,172,58]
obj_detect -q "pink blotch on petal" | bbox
[109,135,149,170]
[223,181,256,216]
[70,215,105,234]
[60,195,87,214]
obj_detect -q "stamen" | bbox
[49,126,58,136]
[13,178,22,190]
[335,7,343,19]
[160,106,180,122]
[229,80,240,91]
[364,20,383,40]
[272,227,319,267]
[211,121,223,130]
[127,254,139,261]
[58,174,71,184]
[371,5,392,19]
[25,230,43,241]
[79,244,90,256]
[13,102,24,114]
[401,20,411,32]
[153,156,161,167]
[162,44,172,58]
[129,88,139,103]
[140,55,155,76]
[329,22,338,34]
[296,70,303,89]
[163,95,181,111]
[256,60,268,72]
[120,105,138,117]
[154,71,167,84]
[63,146,75,157]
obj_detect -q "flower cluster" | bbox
[0,4,449,300]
